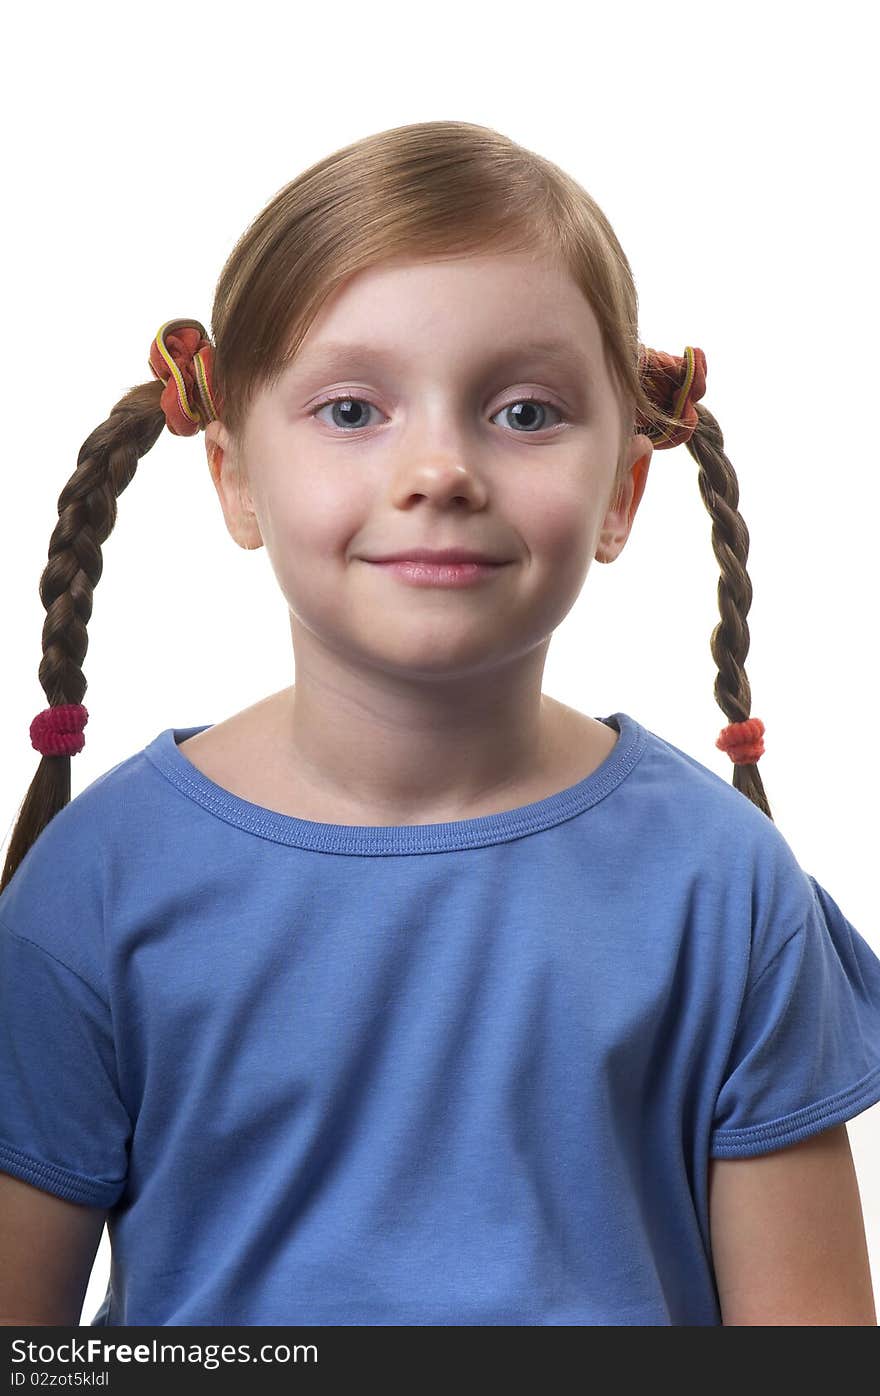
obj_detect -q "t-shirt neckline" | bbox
[143,711,646,855]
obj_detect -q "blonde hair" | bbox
[1,119,769,893]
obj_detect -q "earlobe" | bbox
[203,422,263,552]
[596,438,653,564]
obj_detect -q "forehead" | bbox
[287,252,604,375]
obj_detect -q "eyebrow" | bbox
[289,337,591,379]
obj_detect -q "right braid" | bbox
[0,381,167,894]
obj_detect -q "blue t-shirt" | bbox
[2,711,880,1327]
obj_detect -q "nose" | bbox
[388,457,489,511]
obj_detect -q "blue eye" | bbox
[312,397,381,431]
[311,396,566,434]
[493,399,565,432]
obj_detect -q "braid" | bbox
[684,402,773,822]
[0,382,166,894]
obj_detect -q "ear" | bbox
[595,435,653,564]
[204,420,263,552]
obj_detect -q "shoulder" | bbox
[0,734,163,982]
[631,718,816,962]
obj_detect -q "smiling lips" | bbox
[364,547,508,565]
[364,554,511,589]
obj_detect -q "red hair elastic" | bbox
[30,703,89,757]
[716,717,765,765]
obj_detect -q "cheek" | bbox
[523,493,599,612]
[259,474,362,559]
[526,489,596,563]
[254,475,368,628]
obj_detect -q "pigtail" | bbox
[636,345,772,823]
[0,381,167,894]
[684,403,773,822]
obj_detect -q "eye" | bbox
[311,395,567,434]
[490,398,566,433]
[312,397,384,431]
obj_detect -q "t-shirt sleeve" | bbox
[709,875,880,1158]
[0,916,131,1207]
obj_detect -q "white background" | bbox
[2,0,877,1325]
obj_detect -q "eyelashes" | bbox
[310,394,568,436]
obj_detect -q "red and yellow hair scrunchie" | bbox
[148,318,221,436]
[636,345,707,449]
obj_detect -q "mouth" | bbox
[363,558,511,588]
[364,549,509,565]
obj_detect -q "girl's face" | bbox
[205,251,653,685]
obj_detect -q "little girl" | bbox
[2,120,879,1327]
